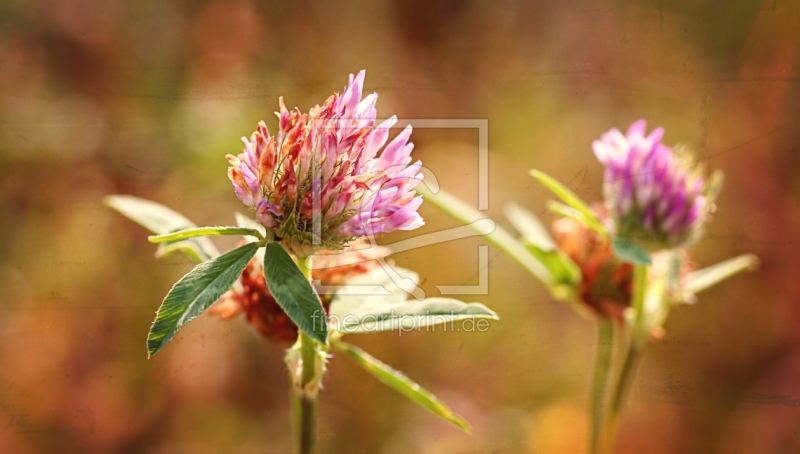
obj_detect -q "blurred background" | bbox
[1,0,799,452]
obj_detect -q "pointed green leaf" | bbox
[153,241,206,264]
[148,226,263,243]
[104,195,196,234]
[333,339,471,432]
[147,242,258,357]
[504,202,557,251]
[684,254,758,296]
[504,203,581,286]
[335,298,498,334]
[416,185,554,286]
[530,169,607,235]
[546,200,592,227]
[329,267,498,334]
[523,244,582,287]
[611,236,652,265]
[263,243,328,344]
[104,195,219,261]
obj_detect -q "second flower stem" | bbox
[601,263,648,454]
[601,342,642,454]
[590,319,614,454]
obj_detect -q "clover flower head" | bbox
[592,119,720,250]
[227,70,424,255]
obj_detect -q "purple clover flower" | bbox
[227,70,424,255]
[592,120,719,250]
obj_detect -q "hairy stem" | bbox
[293,255,317,454]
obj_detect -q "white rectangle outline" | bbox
[316,118,492,297]
[387,118,489,210]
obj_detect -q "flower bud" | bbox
[592,120,719,250]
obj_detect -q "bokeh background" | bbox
[1,0,799,452]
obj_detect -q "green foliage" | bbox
[611,236,652,265]
[332,339,471,432]
[262,243,328,345]
[104,195,219,262]
[503,202,557,250]
[545,200,588,226]
[683,254,759,297]
[505,203,581,287]
[147,243,259,357]
[530,169,607,235]
[329,267,497,334]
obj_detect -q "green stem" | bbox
[292,369,316,454]
[601,263,648,454]
[147,226,263,243]
[293,256,317,454]
[590,319,614,454]
[602,342,642,454]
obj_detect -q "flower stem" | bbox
[293,335,317,454]
[293,256,318,454]
[601,263,648,454]
[601,342,642,454]
[590,319,614,454]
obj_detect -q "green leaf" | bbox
[416,184,554,286]
[328,266,498,333]
[104,195,195,234]
[504,202,557,251]
[104,195,219,262]
[546,200,589,226]
[149,226,263,243]
[336,298,498,333]
[523,244,582,287]
[611,236,652,265]
[504,203,581,286]
[263,243,328,344]
[332,339,472,432]
[530,169,607,235]
[153,241,206,264]
[147,242,258,357]
[683,254,758,296]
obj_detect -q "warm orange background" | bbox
[1,1,798,453]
